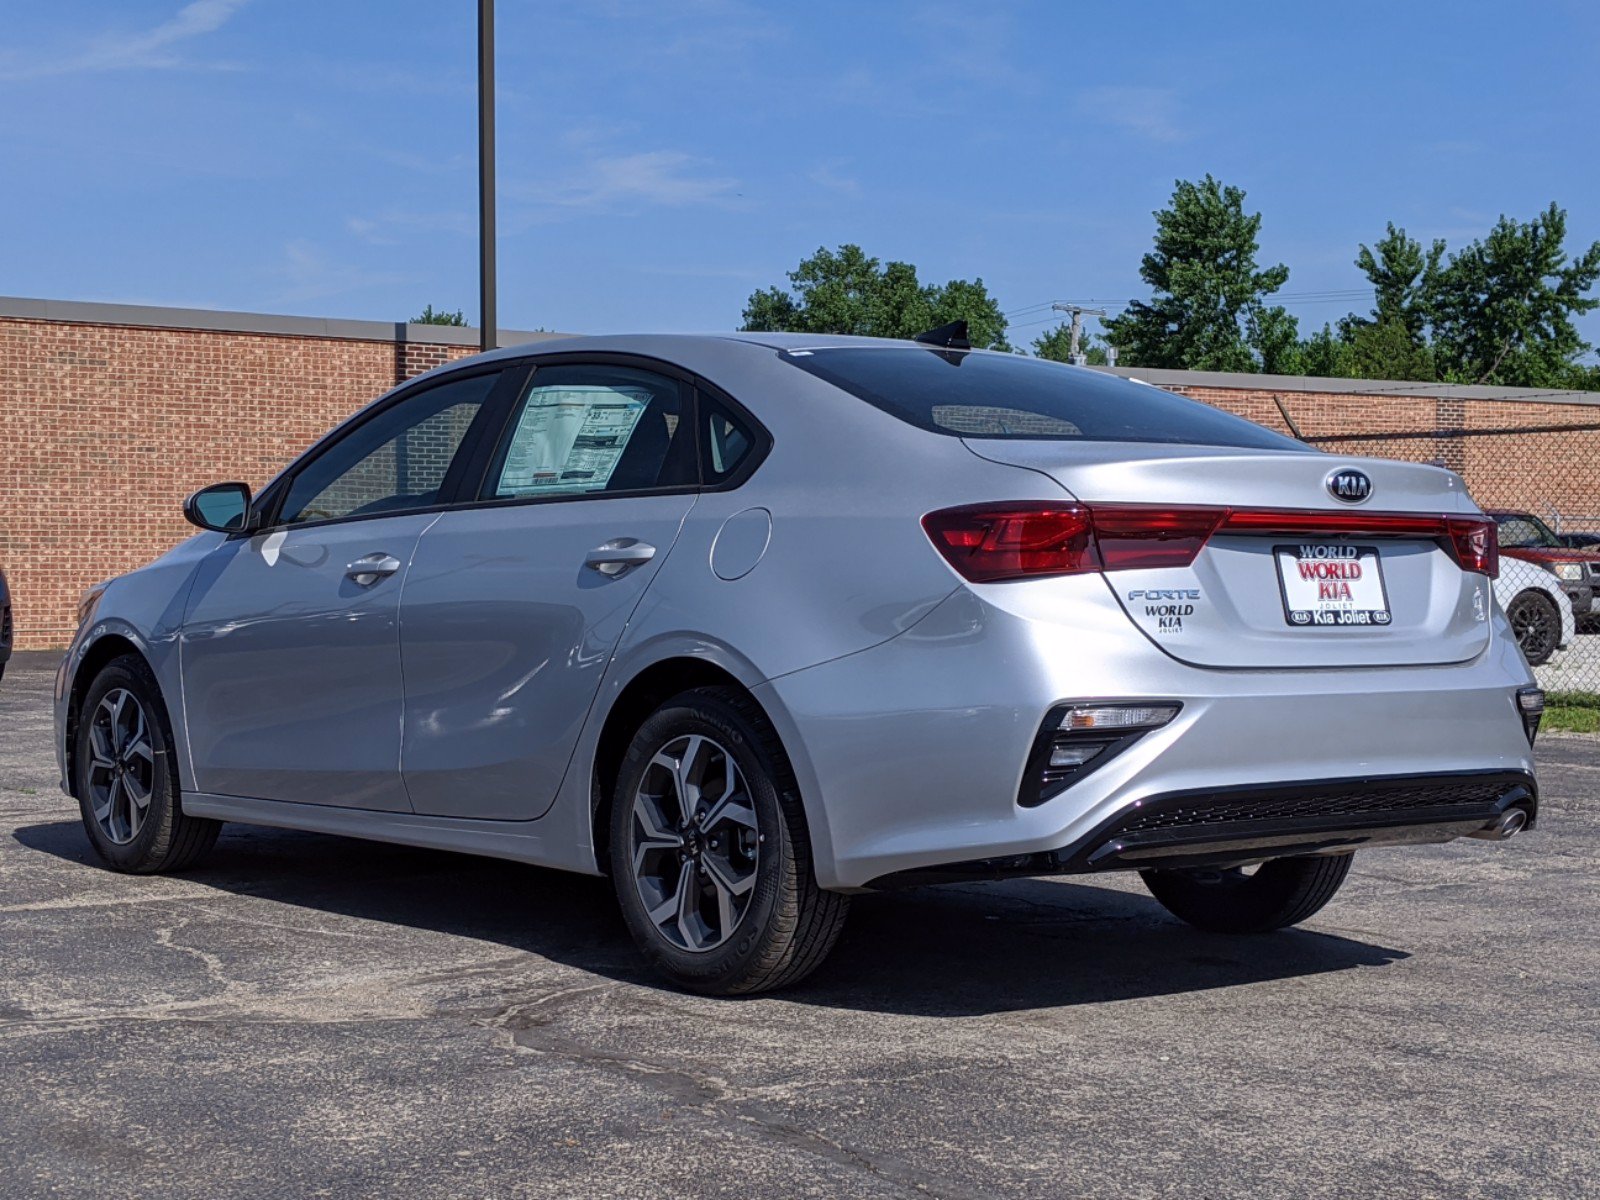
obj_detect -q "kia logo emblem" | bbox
[1326,469,1373,504]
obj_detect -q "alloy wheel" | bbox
[1509,595,1557,664]
[86,688,156,845]
[629,734,760,953]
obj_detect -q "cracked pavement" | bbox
[2,650,1597,1199]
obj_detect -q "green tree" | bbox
[1353,223,1444,341]
[1292,323,1356,379]
[740,244,1010,350]
[1247,303,1302,375]
[1305,223,1444,381]
[411,304,467,326]
[1348,319,1437,381]
[1101,175,1291,371]
[1428,203,1600,386]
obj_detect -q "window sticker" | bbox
[498,386,649,495]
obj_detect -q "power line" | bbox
[1007,290,1369,320]
[1001,300,1060,319]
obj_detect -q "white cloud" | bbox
[808,160,861,196]
[270,239,415,305]
[0,0,249,81]
[521,151,741,213]
[636,263,764,282]
[346,209,476,247]
[1076,85,1186,143]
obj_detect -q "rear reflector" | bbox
[1517,687,1544,746]
[922,503,1500,582]
[1023,701,1181,806]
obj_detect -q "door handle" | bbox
[346,553,402,585]
[584,539,656,577]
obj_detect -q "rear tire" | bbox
[1140,854,1354,934]
[608,686,849,994]
[74,655,220,874]
[1507,590,1561,665]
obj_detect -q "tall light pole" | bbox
[477,0,497,351]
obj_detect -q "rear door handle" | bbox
[346,553,402,585]
[584,539,656,576]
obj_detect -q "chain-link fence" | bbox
[1300,419,1600,719]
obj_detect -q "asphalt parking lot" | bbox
[2,651,1597,1199]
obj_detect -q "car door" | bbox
[398,361,700,819]
[180,368,508,810]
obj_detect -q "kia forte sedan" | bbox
[56,328,1543,993]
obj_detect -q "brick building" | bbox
[3,296,1599,650]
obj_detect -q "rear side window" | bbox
[781,347,1307,451]
[481,364,695,500]
[699,394,757,484]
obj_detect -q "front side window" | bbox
[482,365,693,500]
[278,372,500,525]
[781,346,1308,451]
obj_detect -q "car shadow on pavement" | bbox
[13,818,1408,1017]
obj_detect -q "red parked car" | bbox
[1491,511,1599,627]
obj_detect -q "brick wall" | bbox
[1159,382,1600,522]
[3,304,1599,649]
[0,312,479,649]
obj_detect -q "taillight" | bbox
[920,503,1098,582]
[922,503,1222,581]
[923,502,1502,582]
[1446,516,1499,578]
[1092,506,1226,571]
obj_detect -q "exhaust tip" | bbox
[1470,808,1529,841]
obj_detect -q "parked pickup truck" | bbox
[1491,511,1600,627]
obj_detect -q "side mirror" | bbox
[184,482,255,534]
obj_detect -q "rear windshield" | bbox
[781,347,1308,451]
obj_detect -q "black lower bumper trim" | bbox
[867,769,1538,888]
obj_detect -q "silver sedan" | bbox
[55,330,1543,993]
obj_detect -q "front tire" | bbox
[1140,854,1354,934]
[74,655,220,873]
[608,686,849,994]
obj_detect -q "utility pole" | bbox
[477,0,497,352]
[1051,302,1107,364]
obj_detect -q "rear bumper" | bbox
[761,575,1539,890]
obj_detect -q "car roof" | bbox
[461,330,1016,367]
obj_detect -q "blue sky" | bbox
[3,0,1599,352]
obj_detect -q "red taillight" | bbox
[1446,515,1499,578]
[922,503,1502,582]
[921,502,1219,581]
[920,503,1098,582]
[1092,506,1227,571]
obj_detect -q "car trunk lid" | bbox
[964,441,1494,669]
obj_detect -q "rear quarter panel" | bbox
[616,343,1074,682]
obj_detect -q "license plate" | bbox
[1275,544,1392,628]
